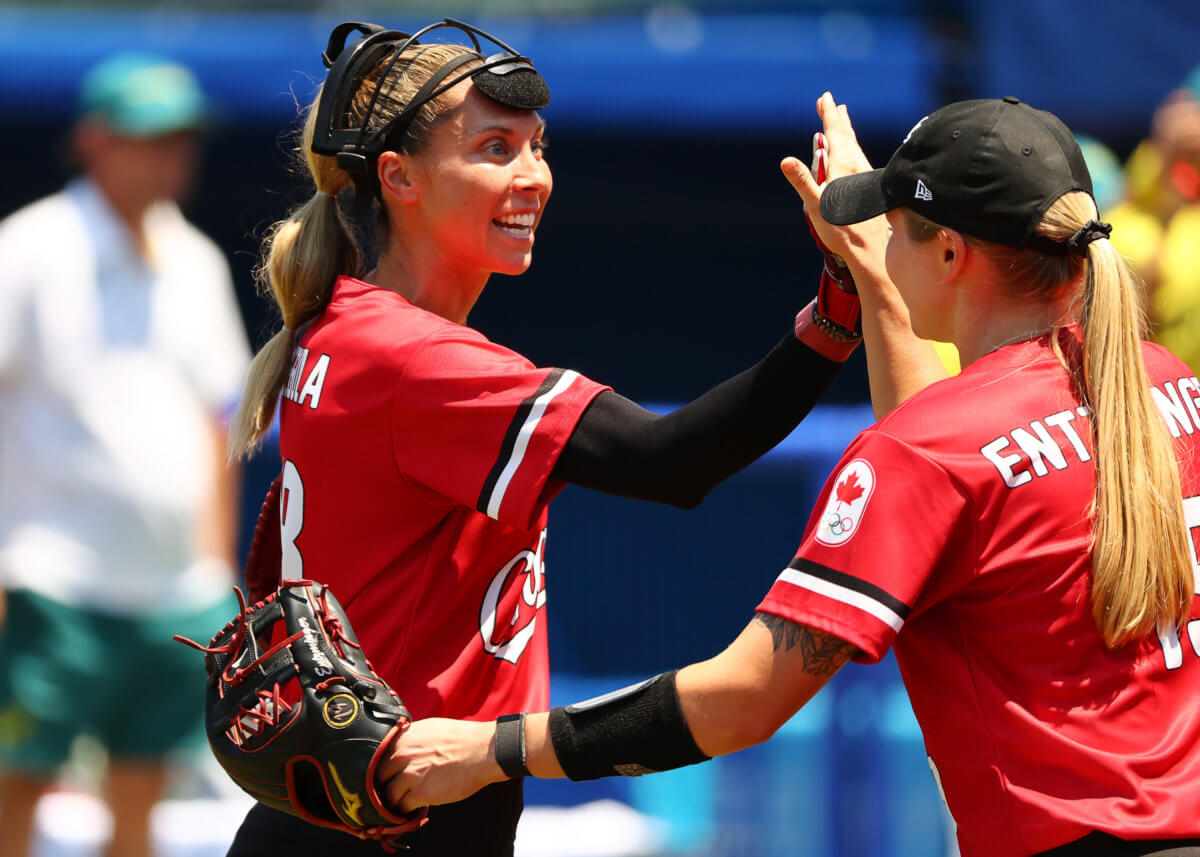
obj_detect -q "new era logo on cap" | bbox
[915,179,933,201]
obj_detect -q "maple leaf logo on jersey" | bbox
[834,472,866,506]
[816,459,875,547]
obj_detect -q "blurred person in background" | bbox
[1103,65,1200,372]
[0,53,250,857]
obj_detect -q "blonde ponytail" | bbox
[930,191,1192,646]
[1047,194,1193,647]
[228,98,361,460]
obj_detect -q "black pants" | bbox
[1037,832,1200,856]
[226,779,524,857]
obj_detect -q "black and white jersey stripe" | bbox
[778,557,911,632]
[476,368,581,520]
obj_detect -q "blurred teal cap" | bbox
[78,52,209,137]
[1186,63,1200,102]
[1076,134,1125,213]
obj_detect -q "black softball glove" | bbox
[175,579,426,848]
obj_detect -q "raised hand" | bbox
[780,92,948,416]
[780,92,889,273]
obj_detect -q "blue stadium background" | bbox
[2,1,1198,854]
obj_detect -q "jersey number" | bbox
[280,460,305,580]
[1157,494,1200,670]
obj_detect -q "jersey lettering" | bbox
[981,377,1200,489]
[1183,378,1200,429]
[1042,409,1091,462]
[283,347,332,410]
[1157,494,1200,670]
[280,460,305,579]
[979,407,1089,489]
[479,529,547,664]
[1011,420,1069,476]
[1152,378,1200,438]
[297,354,331,409]
[284,346,308,403]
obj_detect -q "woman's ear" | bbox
[939,229,968,281]
[378,151,419,204]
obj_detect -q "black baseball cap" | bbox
[819,96,1094,250]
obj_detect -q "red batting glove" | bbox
[796,132,862,362]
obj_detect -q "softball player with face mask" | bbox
[222,22,894,856]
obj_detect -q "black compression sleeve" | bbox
[548,671,710,781]
[552,333,842,508]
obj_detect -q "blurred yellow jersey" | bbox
[931,340,961,375]
[1104,140,1200,374]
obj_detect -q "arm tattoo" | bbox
[754,613,857,677]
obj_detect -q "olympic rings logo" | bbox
[824,510,854,536]
[815,458,875,547]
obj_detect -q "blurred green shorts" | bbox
[0,588,235,771]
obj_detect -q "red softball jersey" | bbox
[277,276,608,721]
[758,329,1200,856]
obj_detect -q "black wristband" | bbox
[495,713,530,779]
[547,670,710,781]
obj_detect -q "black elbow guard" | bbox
[547,670,711,781]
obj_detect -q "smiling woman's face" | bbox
[403,79,552,278]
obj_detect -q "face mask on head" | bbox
[310,18,551,210]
